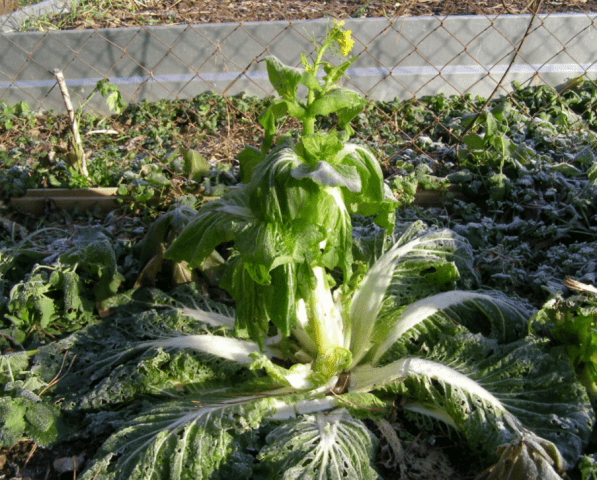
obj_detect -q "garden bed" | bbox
[2,74,597,478]
[2,4,597,477]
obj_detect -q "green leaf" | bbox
[488,173,510,201]
[257,409,381,480]
[335,143,393,220]
[265,56,302,101]
[0,396,27,447]
[165,188,254,269]
[491,134,516,159]
[81,396,276,480]
[95,79,126,114]
[181,148,210,182]
[579,454,597,480]
[484,111,498,138]
[299,70,322,92]
[323,57,358,88]
[550,162,583,177]
[246,145,311,223]
[573,146,596,166]
[490,99,512,122]
[309,87,367,121]
[61,271,94,321]
[138,203,197,265]
[7,272,57,332]
[462,132,485,150]
[291,162,361,192]
[237,145,263,184]
[0,397,64,447]
[299,131,344,165]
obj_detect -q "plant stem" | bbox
[53,69,90,180]
[303,41,331,136]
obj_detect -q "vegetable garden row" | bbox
[1,18,597,480]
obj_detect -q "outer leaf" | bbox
[257,409,381,480]
[35,296,250,411]
[369,289,532,365]
[80,396,276,480]
[357,334,594,468]
[164,188,254,268]
[476,436,565,480]
[349,222,476,366]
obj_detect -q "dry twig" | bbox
[53,69,90,179]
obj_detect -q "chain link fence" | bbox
[1,0,596,170]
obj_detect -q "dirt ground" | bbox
[4,0,597,29]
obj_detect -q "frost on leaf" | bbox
[258,409,380,479]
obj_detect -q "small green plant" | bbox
[0,100,34,131]
[530,278,597,400]
[1,226,124,348]
[457,100,518,170]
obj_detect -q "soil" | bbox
[8,0,597,30]
[1,1,596,479]
[0,0,18,16]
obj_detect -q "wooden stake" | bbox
[53,69,90,179]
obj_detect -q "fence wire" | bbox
[0,0,596,173]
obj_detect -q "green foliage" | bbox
[95,79,127,115]
[530,290,597,400]
[0,225,127,348]
[0,396,65,447]
[180,148,210,182]
[257,409,380,479]
[2,28,597,480]
[167,27,397,345]
[580,454,597,480]
[457,104,518,169]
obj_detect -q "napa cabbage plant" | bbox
[47,20,593,479]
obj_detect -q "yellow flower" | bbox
[333,19,345,28]
[338,30,354,56]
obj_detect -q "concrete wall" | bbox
[0,12,595,113]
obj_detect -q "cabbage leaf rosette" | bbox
[31,19,595,480]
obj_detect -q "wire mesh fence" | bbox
[1,0,596,173]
